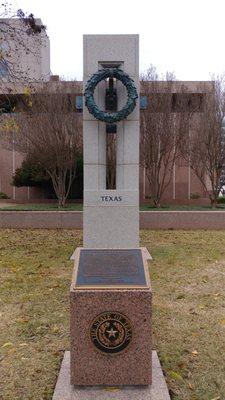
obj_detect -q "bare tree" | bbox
[0,2,48,125]
[1,83,82,207]
[185,76,225,207]
[140,65,187,207]
[0,3,46,82]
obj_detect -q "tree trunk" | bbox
[153,198,161,208]
[47,165,76,209]
[210,197,217,208]
[58,194,66,208]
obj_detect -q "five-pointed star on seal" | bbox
[106,327,118,338]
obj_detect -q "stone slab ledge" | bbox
[52,351,170,400]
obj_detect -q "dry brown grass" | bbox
[0,229,225,400]
[142,230,225,400]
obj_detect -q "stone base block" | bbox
[70,248,152,386]
[83,206,139,248]
[52,351,171,400]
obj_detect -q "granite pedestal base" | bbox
[70,248,152,386]
[52,351,171,400]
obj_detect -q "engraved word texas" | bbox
[100,195,122,202]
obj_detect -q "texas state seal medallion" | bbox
[90,312,132,354]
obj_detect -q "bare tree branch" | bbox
[140,66,187,207]
[183,76,225,206]
[1,82,82,207]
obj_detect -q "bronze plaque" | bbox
[76,249,147,287]
[90,312,132,354]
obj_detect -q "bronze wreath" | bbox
[84,68,138,123]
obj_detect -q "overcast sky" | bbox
[10,0,225,81]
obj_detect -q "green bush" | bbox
[0,192,10,199]
[217,196,225,204]
[190,192,200,199]
[12,159,50,187]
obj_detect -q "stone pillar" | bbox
[70,34,152,387]
[53,34,170,398]
[83,34,139,249]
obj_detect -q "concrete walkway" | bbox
[1,210,225,229]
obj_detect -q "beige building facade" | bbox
[0,18,50,81]
[140,80,214,204]
[0,79,214,203]
[0,17,50,200]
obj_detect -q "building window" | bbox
[140,96,147,109]
[171,93,204,113]
[0,41,9,78]
[0,94,19,113]
[76,95,83,112]
[0,59,9,78]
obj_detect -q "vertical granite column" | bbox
[70,34,152,387]
[83,35,139,248]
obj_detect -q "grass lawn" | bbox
[1,202,225,211]
[0,203,83,211]
[0,230,225,400]
[140,203,225,211]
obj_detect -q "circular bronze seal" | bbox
[90,312,132,354]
